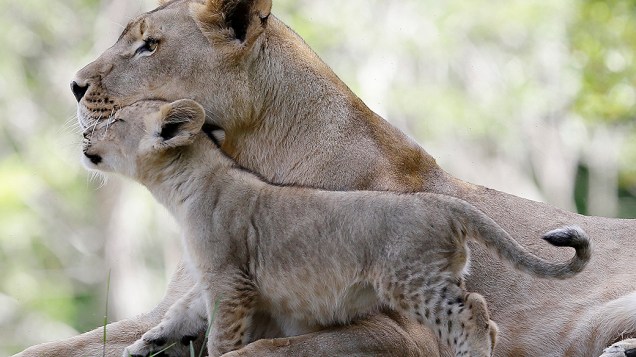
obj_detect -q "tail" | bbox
[540,226,592,277]
[457,202,592,279]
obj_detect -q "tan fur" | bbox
[81,99,589,357]
[16,0,636,356]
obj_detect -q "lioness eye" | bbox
[135,38,158,56]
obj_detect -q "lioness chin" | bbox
[14,0,636,356]
[82,99,591,357]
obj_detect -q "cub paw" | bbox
[122,328,202,357]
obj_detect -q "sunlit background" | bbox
[1,0,635,354]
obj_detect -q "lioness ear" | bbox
[193,0,272,44]
[148,99,206,149]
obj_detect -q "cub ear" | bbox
[192,0,272,44]
[147,99,206,149]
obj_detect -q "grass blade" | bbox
[149,342,176,357]
[103,269,111,357]
[198,297,220,357]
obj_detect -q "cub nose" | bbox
[71,81,89,102]
[84,151,102,165]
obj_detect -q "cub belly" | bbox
[255,270,381,335]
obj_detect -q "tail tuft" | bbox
[541,225,592,277]
[542,225,589,249]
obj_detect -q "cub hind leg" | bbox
[380,276,497,357]
[427,290,496,357]
[457,293,498,357]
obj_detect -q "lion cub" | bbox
[82,99,591,357]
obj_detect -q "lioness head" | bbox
[73,0,437,191]
[72,0,273,132]
[82,99,206,179]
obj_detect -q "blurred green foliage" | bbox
[571,0,636,125]
[570,0,636,197]
[0,0,110,353]
[0,0,634,354]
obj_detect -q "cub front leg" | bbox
[204,270,258,356]
[123,283,207,357]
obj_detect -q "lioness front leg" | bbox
[223,311,444,357]
[124,284,207,357]
[14,262,196,357]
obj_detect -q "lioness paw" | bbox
[600,339,636,357]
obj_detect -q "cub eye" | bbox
[135,38,158,56]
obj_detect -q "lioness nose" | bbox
[71,81,89,102]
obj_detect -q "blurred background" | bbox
[0,0,634,354]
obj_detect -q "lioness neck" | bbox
[218,16,447,193]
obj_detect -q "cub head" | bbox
[72,0,272,132]
[82,99,206,179]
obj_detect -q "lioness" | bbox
[15,0,636,356]
[82,99,590,357]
